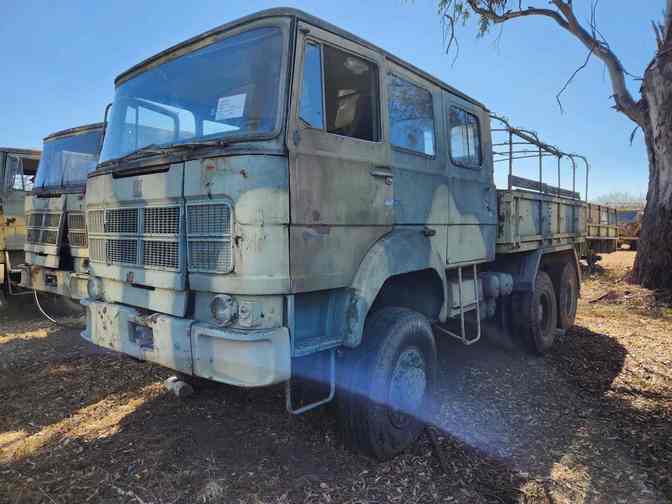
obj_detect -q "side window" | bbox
[387,75,435,156]
[298,41,380,141]
[449,106,482,168]
[299,43,324,128]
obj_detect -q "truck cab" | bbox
[0,147,41,309]
[83,8,599,460]
[21,123,104,311]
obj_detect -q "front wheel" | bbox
[337,307,437,460]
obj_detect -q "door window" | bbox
[388,74,435,156]
[299,41,380,141]
[449,106,482,168]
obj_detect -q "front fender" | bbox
[341,228,446,348]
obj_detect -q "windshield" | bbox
[34,129,102,189]
[99,26,285,163]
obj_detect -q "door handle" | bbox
[370,167,394,185]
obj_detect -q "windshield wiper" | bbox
[109,139,231,165]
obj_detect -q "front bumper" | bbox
[81,300,291,387]
[20,266,88,300]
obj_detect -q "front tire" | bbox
[516,271,558,355]
[337,307,437,460]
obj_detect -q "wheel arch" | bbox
[341,229,446,348]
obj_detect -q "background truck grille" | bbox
[87,206,181,271]
[186,202,233,273]
[26,211,62,246]
[67,212,88,249]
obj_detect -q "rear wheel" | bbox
[337,307,437,460]
[516,271,558,355]
[557,261,578,330]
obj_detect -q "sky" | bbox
[0,0,663,198]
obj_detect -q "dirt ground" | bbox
[1,250,671,504]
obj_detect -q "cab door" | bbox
[287,22,392,292]
[1,155,29,252]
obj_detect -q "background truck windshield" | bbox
[99,26,284,163]
[34,129,102,189]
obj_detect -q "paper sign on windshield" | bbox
[215,94,246,120]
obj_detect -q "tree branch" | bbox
[549,0,644,125]
[462,0,645,126]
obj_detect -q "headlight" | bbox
[87,277,104,300]
[211,294,238,326]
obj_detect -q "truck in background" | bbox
[80,8,616,460]
[0,148,41,309]
[20,124,104,315]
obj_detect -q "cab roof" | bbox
[43,122,105,143]
[0,147,41,159]
[115,7,487,111]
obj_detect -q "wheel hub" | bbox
[388,347,427,428]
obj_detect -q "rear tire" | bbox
[337,307,437,460]
[516,271,558,355]
[557,261,578,330]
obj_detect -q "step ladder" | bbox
[434,264,481,345]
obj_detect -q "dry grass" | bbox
[1,251,670,503]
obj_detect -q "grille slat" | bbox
[28,213,44,227]
[143,241,179,270]
[69,231,88,248]
[68,213,86,230]
[106,239,137,265]
[188,240,232,273]
[144,207,180,234]
[105,208,138,234]
[187,204,231,235]
[44,213,61,228]
[87,210,104,233]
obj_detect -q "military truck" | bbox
[21,124,104,314]
[81,8,615,460]
[0,147,41,309]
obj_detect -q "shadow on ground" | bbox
[1,301,670,503]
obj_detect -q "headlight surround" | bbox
[211,294,238,326]
[87,277,104,301]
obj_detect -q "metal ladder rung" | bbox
[434,264,481,346]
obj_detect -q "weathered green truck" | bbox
[20,124,104,313]
[81,8,615,460]
[0,147,41,309]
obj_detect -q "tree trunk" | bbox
[634,43,672,289]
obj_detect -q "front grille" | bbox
[26,211,62,247]
[68,213,86,230]
[106,208,138,234]
[186,202,233,273]
[88,206,182,271]
[27,228,41,243]
[106,239,138,265]
[89,238,105,263]
[143,240,179,269]
[188,240,232,272]
[28,213,43,227]
[44,213,61,228]
[42,230,58,244]
[69,231,88,248]
[187,203,231,235]
[144,207,180,234]
[87,210,104,233]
